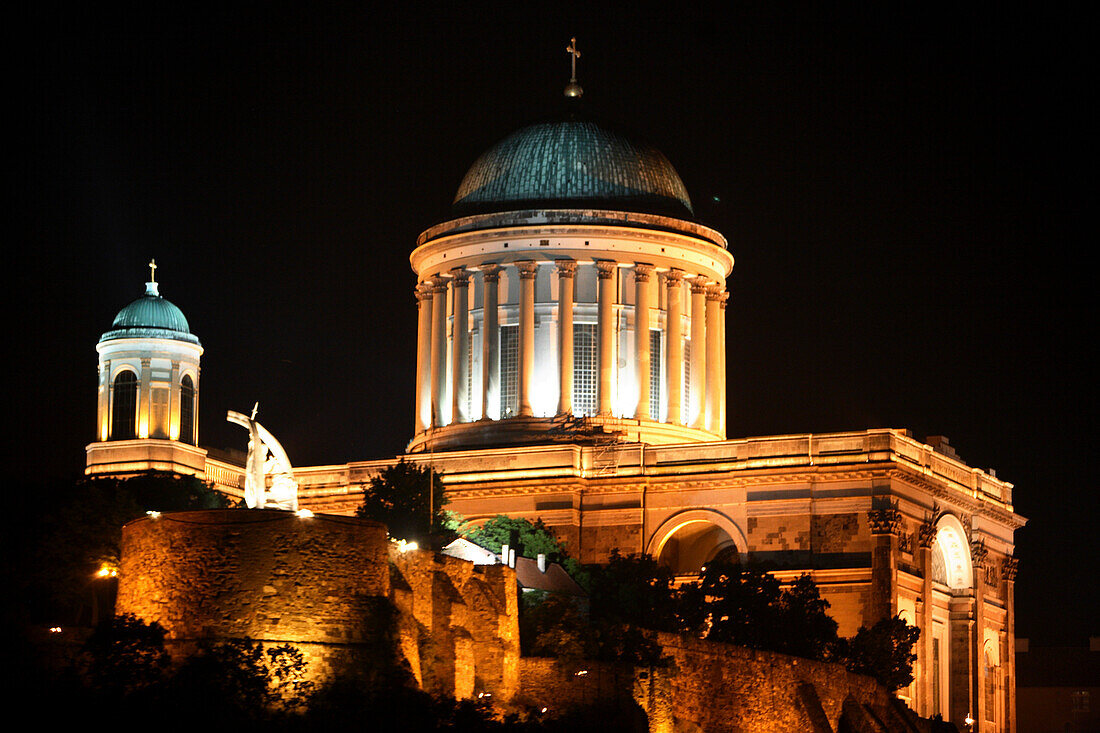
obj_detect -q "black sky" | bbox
[11,3,1095,643]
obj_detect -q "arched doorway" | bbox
[647,510,747,576]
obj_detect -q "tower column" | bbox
[917,520,937,717]
[169,359,180,441]
[98,360,110,441]
[556,260,577,416]
[596,260,617,416]
[138,357,152,438]
[429,275,448,427]
[1002,556,1019,733]
[480,266,502,420]
[634,263,653,419]
[689,278,708,430]
[517,261,538,417]
[705,285,722,433]
[718,290,729,438]
[665,269,684,425]
[414,283,433,434]
[450,268,471,424]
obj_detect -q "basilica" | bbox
[86,70,1024,731]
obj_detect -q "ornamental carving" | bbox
[450,267,471,286]
[1002,555,1019,581]
[478,264,503,282]
[898,531,914,554]
[633,263,654,282]
[665,268,684,287]
[970,538,988,569]
[554,260,577,278]
[689,277,710,294]
[918,520,937,549]
[595,260,617,279]
[868,502,904,536]
[517,261,539,279]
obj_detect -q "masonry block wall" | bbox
[116,509,519,698]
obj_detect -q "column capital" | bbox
[718,290,730,309]
[664,268,685,287]
[869,501,904,536]
[917,520,937,549]
[450,267,471,286]
[633,263,654,281]
[555,259,578,277]
[970,538,989,569]
[595,260,617,279]
[479,264,503,282]
[517,260,539,279]
[1001,554,1019,581]
[705,284,726,302]
[416,283,434,301]
[429,275,448,294]
[689,276,710,294]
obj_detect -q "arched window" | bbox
[111,371,138,440]
[180,375,195,445]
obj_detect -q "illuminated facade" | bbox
[87,87,1025,732]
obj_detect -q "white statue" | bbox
[227,405,299,511]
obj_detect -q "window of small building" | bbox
[111,371,138,440]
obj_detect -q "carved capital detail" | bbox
[718,291,730,309]
[689,277,710,295]
[517,261,539,280]
[595,260,617,279]
[705,284,725,302]
[1001,555,1019,581]
[970,539,989,569]
[918,520,937,549]
[429,276,448,294]
[633,263,654,282]
[479,264,503,283]
[450,267,471,287]
[665,268,684,287]
[554,259,578,278]
[868,507,904,536]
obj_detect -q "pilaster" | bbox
[555,260,577,416]
[596,260,617,416]
[634,263,653,420]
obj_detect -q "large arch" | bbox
[933,513,974,590]
[646,509,748,575]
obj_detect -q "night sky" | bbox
[13,4,1094,643]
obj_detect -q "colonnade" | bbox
[414,259,728,439]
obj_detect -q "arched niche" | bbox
[932,514,974,590]
[646,509,748,576]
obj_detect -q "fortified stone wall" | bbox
[517,636,931,733]
[116,509,519,698]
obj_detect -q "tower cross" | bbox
[566,37,581,82]
[148,258,157,282]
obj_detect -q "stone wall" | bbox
[517,636,931,733]
[116,509,519,698]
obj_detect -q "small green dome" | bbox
[452,114,694,219]
[99,282,200,346]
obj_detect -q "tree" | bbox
[25,472,228,626]
[356,459,449,547]
[838,615,921,690]
[466,515,581,578]
[82,613,171,698]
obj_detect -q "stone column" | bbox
[450,268,470,424]
[98,360,110,441]
[138,357,152,438]
[479,266,501,420]
[971,539,989,730]
[665,270,684,426]
[430,275,448,427]
[918,519,937,717]
[556,260,577,416]
[868,501,902,624]
[634,263,653,420]
[596,260,617,416]
[1002,556,1018,733]
[689,278,707,430]
[704,285,722,433]
[718,290,729,438]
[517,261,538,417]
[169,360,180,440]
[414,283,433,433]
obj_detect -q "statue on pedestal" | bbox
[227,405,299,511]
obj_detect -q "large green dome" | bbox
[452,115,694,219]
[99,282,200,345]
